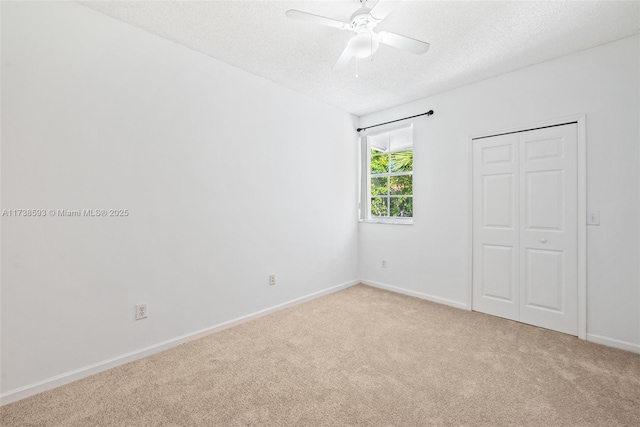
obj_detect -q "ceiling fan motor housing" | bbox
[350,8,375,33]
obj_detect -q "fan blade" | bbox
[369,0,401,22]
[286,10,349,30]
[332,45,353,71]
[378,31,430,55]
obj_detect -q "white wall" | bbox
[2,0,638,403]
[359,35,640,350]
[0,1,359,396]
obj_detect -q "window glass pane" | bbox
[389,175,412,195]
[371,177,388,196]
[370,154,389,174]
[371,197,388,217]
[364,125,413,221]
[390,150,413,172]
[390,196,413,217]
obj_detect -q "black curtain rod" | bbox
[357,110,434,133]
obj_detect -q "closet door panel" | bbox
[519,124,578,335]
[472,134,519,321]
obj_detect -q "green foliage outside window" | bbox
[370,148,413,218]
[370,153,389,174]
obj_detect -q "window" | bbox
[362,125,413,222]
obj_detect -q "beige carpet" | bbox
[2,284,639,426]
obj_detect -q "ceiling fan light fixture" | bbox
[348,32,380,59]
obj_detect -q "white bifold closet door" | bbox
[472,123,578,336]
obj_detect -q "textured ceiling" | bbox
[77,1,640,116]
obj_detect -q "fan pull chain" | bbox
[356,58,359,78]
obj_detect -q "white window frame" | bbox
[360,123,414,225]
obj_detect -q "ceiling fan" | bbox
[286,0,430,71]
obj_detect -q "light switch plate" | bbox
[587,210,600,225]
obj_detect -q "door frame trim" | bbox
[467,115,587,340]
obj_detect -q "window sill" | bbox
[360,219,413,225]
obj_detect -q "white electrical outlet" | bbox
[135,303,148,320]
[382,259,387,268]
[587,210,600,225]
[269,274,276,286]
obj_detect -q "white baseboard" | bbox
[586,333,640,354]
[360,279,468,310]
[0,279,359,406]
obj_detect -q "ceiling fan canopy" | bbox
[286,0,430,71]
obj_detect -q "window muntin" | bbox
[366,125,413,221]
